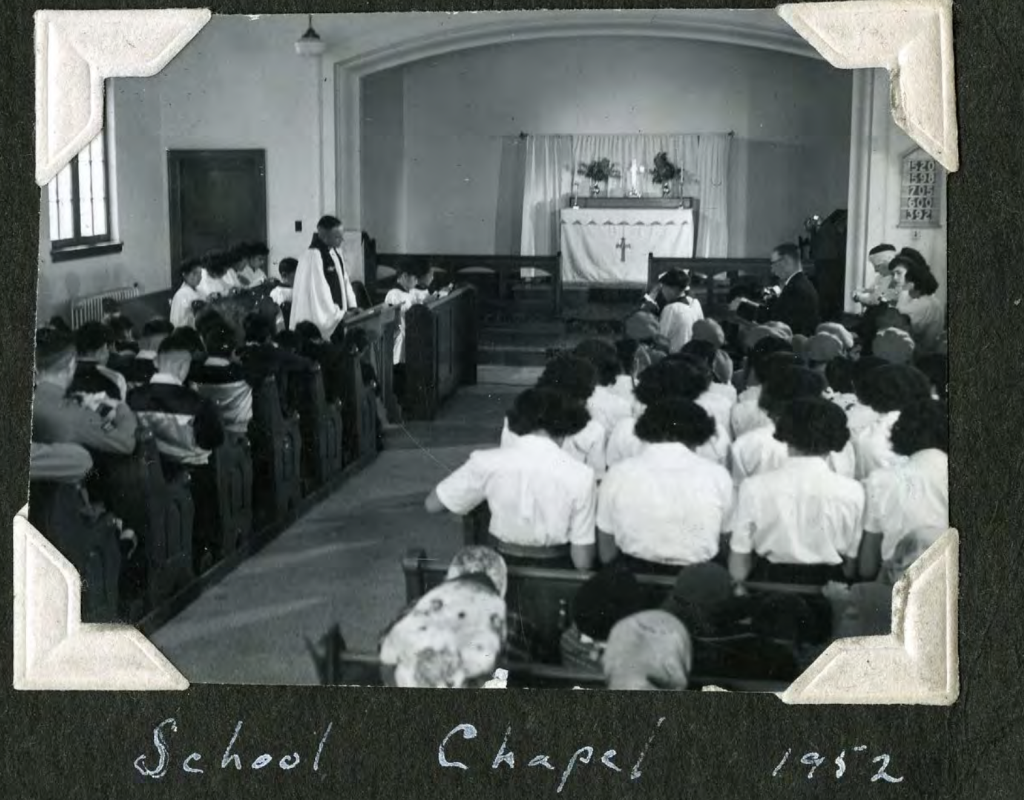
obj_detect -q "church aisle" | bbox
[150,382,522,685]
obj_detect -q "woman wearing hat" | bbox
[379,547,508,688]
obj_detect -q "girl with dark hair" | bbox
[891,254,945,353]
[572,340,635,433]
[598,399,734,574]
[825,356,858,411]
[857,399,948,580]
[730,365,855,481]
[729,397,864,586]
[731,349,800,439]
[559,565,651,674]
[503,355,609,475]
[677,340,735,434]
[237,242,270,287]
[843,355,891,433]
[606,359,728,468]
[851,363,933,479]
[426,387,597,571]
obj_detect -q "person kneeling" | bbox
[728,397,864,587]
[425,387,597,571]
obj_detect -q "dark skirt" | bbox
[487,535,575,571]
[615,553,686,577]
[749,560,843,587]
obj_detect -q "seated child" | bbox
[503,355,608,477]
[170,259,205,328]
[728,397,864,586]
[730,365,856,481]
[572,339,635,434]
[858,398,948,580]
[426,387,597,571]
[598,398,734,574]
[190,322,253,437]
[70,321,128,402]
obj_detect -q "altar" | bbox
[560,200,695,284]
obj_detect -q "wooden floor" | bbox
[150,374,524,685]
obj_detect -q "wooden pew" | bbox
[402,548,822,674]
[370,251,562,317]
[293,366,344,492]
[100,429,195,611]
[337,344,380,466]
[187,436,254,573]
[343,304,400,426]
[28,481,122,622]
[307,626,787,692]
[403,286,478,421]
[249,377,302,528]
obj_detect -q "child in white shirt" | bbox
[170,260,204,329]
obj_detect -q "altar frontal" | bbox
[560,203,695,284]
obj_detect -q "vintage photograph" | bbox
[29,10,948,691]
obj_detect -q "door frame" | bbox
[167,149,267,283]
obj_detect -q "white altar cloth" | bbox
[560,207,695,284]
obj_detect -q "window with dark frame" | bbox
[47,132,113,253]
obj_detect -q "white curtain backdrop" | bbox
[519,135,574,257]
[520,132,731,259]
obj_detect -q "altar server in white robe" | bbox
[656,269,704,353]
[197,252,242,299]
[170,260,204,329]
[290,215,359,341]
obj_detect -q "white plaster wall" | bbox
[862,69,947,307]
[362,36,851,257]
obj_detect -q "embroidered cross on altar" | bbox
[616,235,632,262]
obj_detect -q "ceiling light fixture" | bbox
[295,14,326,57]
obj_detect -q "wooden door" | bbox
[168,150,267,279]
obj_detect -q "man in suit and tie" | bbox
[756,242,821,337]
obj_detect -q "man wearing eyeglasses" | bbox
[753,242,821,337]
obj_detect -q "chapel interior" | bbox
[30,10,948,688]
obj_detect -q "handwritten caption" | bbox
[773,747,904,784]
[438,717,666,794]
[133,719,334,779]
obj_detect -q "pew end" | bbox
[249,376,303,528]
[28,481,123,623]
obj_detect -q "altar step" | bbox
[474,282,646,368]
[478,343,554,368]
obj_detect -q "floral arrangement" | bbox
[577,158,621,183]
[650,152,682,185]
